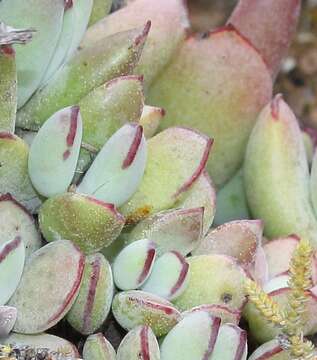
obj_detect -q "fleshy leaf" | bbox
[113,239,156,290]
[0,306,17,337]
[160,311,221,360]
[41,0,94,85]
[117,326,160,360]
[8,240,84,334]
[88,0,112,27]
[0,133,41,213]
[244,96,317,247]
[0,236,25,306]
[112,290,181,336]
[80,75,144,150]
[0,193,41,259]
[120,127,213,223]
[0,0,65,107]
[248,340,287,360]
[39,4,76,86]
[17,24,150,130]
[256,236,300,280]
[38,193,125,254]
[83,333,116,360]
[193,220,263,266]
[173,255,247,312]
[28,106,83,198]
[302,128,316,166]
[213,168,250,226]
[210,323,247,360]
[148,26,272,187]
[139,105,165,138]
[228,0,301,78]
[67,253,113,335]
[77,123,147,207]
[310,149,317,217]
[175,170,216,235]
[63,0,94,63]
[182,304,241,325]
[0,46,16,132]
[74,75,144,182]
[126,207,204,256]
[83,0,189,88]
[0,333,79,357]
[142,251,189,300]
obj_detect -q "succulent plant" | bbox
[246,239,317,359]
[0,0,311,358]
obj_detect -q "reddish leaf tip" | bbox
[64,0,73,10]
[85,196,125,223]
[288,234,301,241]
[122,124,143,169]
[158,108,166,117]
[135,21,152,46]
[173,135,213,198]
[0,132,15,140]
[0,45,15,57]
[205,23,270,71]
[271,94,283,120]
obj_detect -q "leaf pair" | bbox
[28,105,147,207]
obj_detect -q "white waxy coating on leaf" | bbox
[0,0,65,107]
[113,239,156,291]
[0,306,17,337]
[160,311,221,360]
[259,236,299,280]
[0,194,41,258]
[83,333,116,360]
[64,0,94,63]
[142,251,189,300]
[117,326,160,360]
[8,240,84,334]
[38,193,125,254]
[176,170,216,235]
[40,2,77,86]
[248,340,286,360]
[120,127,212,223]
[67,253,114,335]
[28,106,82,198]
[173,255,247,312]
[0,236,25,306]
[127,207,204,256]
[210,324,247,360]
[244,96,317,247]
[78,123,147,207]
[182,304,241,325]
[112,290,181,336]
[193,219,263,266]
[0,134,41,213]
